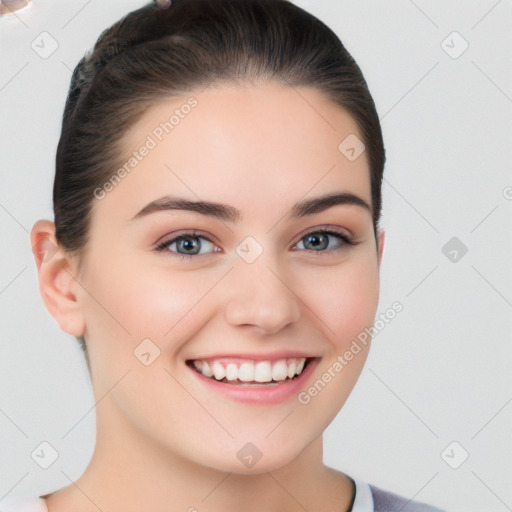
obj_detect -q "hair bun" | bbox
[155,0,172,8]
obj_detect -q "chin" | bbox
[199,438,312,476]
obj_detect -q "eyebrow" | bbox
[131,192,372,223]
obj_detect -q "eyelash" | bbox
[154,229,357,260]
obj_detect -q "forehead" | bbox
[96,81,371,223]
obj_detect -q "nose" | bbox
[223,257,301,336]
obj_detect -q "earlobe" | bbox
[30,220,86,337]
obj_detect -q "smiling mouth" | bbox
[186,357,314,386]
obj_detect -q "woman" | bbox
[11,0,445,510]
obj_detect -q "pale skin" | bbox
[31,81,385,512]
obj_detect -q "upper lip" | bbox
[187,351,318,362]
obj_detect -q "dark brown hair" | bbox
[54,0,385,363]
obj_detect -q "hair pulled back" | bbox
[54,0,385,359]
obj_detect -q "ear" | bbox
[377,228,385,267]
[30,219,85,337]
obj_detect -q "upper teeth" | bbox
[192,358,307,383]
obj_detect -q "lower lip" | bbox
[188,358,320,404]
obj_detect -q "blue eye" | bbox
[155,229,356,259]
[155,231,218,259]
[295,230,355,253]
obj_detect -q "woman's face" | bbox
[75,81,384,473]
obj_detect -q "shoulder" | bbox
[369,483,445,512]
[0,497,48,512]
[350,478,445,512]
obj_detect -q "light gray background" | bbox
[1,1,511,511]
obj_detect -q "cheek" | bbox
[78,258,216,426]
[299,254,380,348]
[294,257,379,424]
[79,254,223,354]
